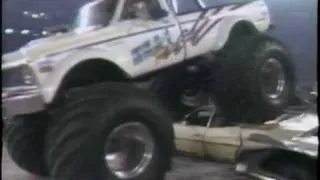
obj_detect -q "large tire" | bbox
[210,34,295,123]
[3,113,49,176]
[45,83,174,180]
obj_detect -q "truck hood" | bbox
[2,51,27,69]
[20,24,130,60]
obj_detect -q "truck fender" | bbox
[37,48,131,103]
[213,16,258,50]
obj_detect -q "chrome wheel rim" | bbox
[104,122,154,179]
[260,58,286,100]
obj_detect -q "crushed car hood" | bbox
[244,109,318,157]
[265,110,317,137]
[244,108,318,138]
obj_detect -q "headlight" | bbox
[21,65,36,85]
[2,65,36,88]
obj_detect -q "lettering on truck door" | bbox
[124,2,183,76]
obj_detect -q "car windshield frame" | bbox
[183,106,216,127]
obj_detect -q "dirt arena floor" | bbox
[2,146,252,180]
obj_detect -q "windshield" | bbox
[73,0,118,31]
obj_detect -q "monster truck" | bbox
[2,0,296,179]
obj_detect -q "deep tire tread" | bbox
[3,113,49,176]
[45,82,174,180]
[211,34,295,122]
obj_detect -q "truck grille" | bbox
[2,67,25,88]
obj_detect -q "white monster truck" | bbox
[2,0,296,179]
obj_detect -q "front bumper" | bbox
[2,86,46,121]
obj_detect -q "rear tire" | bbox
[210,34,295,123]
[3,113,49,177]
[45,83,174,180]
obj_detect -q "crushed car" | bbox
[174,102,318,170]
[235,105,318,180]
[2,0,297,179]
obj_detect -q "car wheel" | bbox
[3,113,49,177]
[45,83,174,180]
[210,34,295,123]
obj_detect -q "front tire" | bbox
[45,83,174,180]
[211,34,295,123]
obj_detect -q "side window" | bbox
[122,0,168,20]
[198,0,217,9]
[209,114,229,127]
[172,0,202,15]
[121,0,139,20]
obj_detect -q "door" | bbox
[170,0,223,59]
[174,107,214,157]
[203,115,241,162]
[174,124,207,157]
[120,0,184,76]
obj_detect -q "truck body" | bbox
[2,0,271,119]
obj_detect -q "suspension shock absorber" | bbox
[181,63,210,107]
[184,65,201,96]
